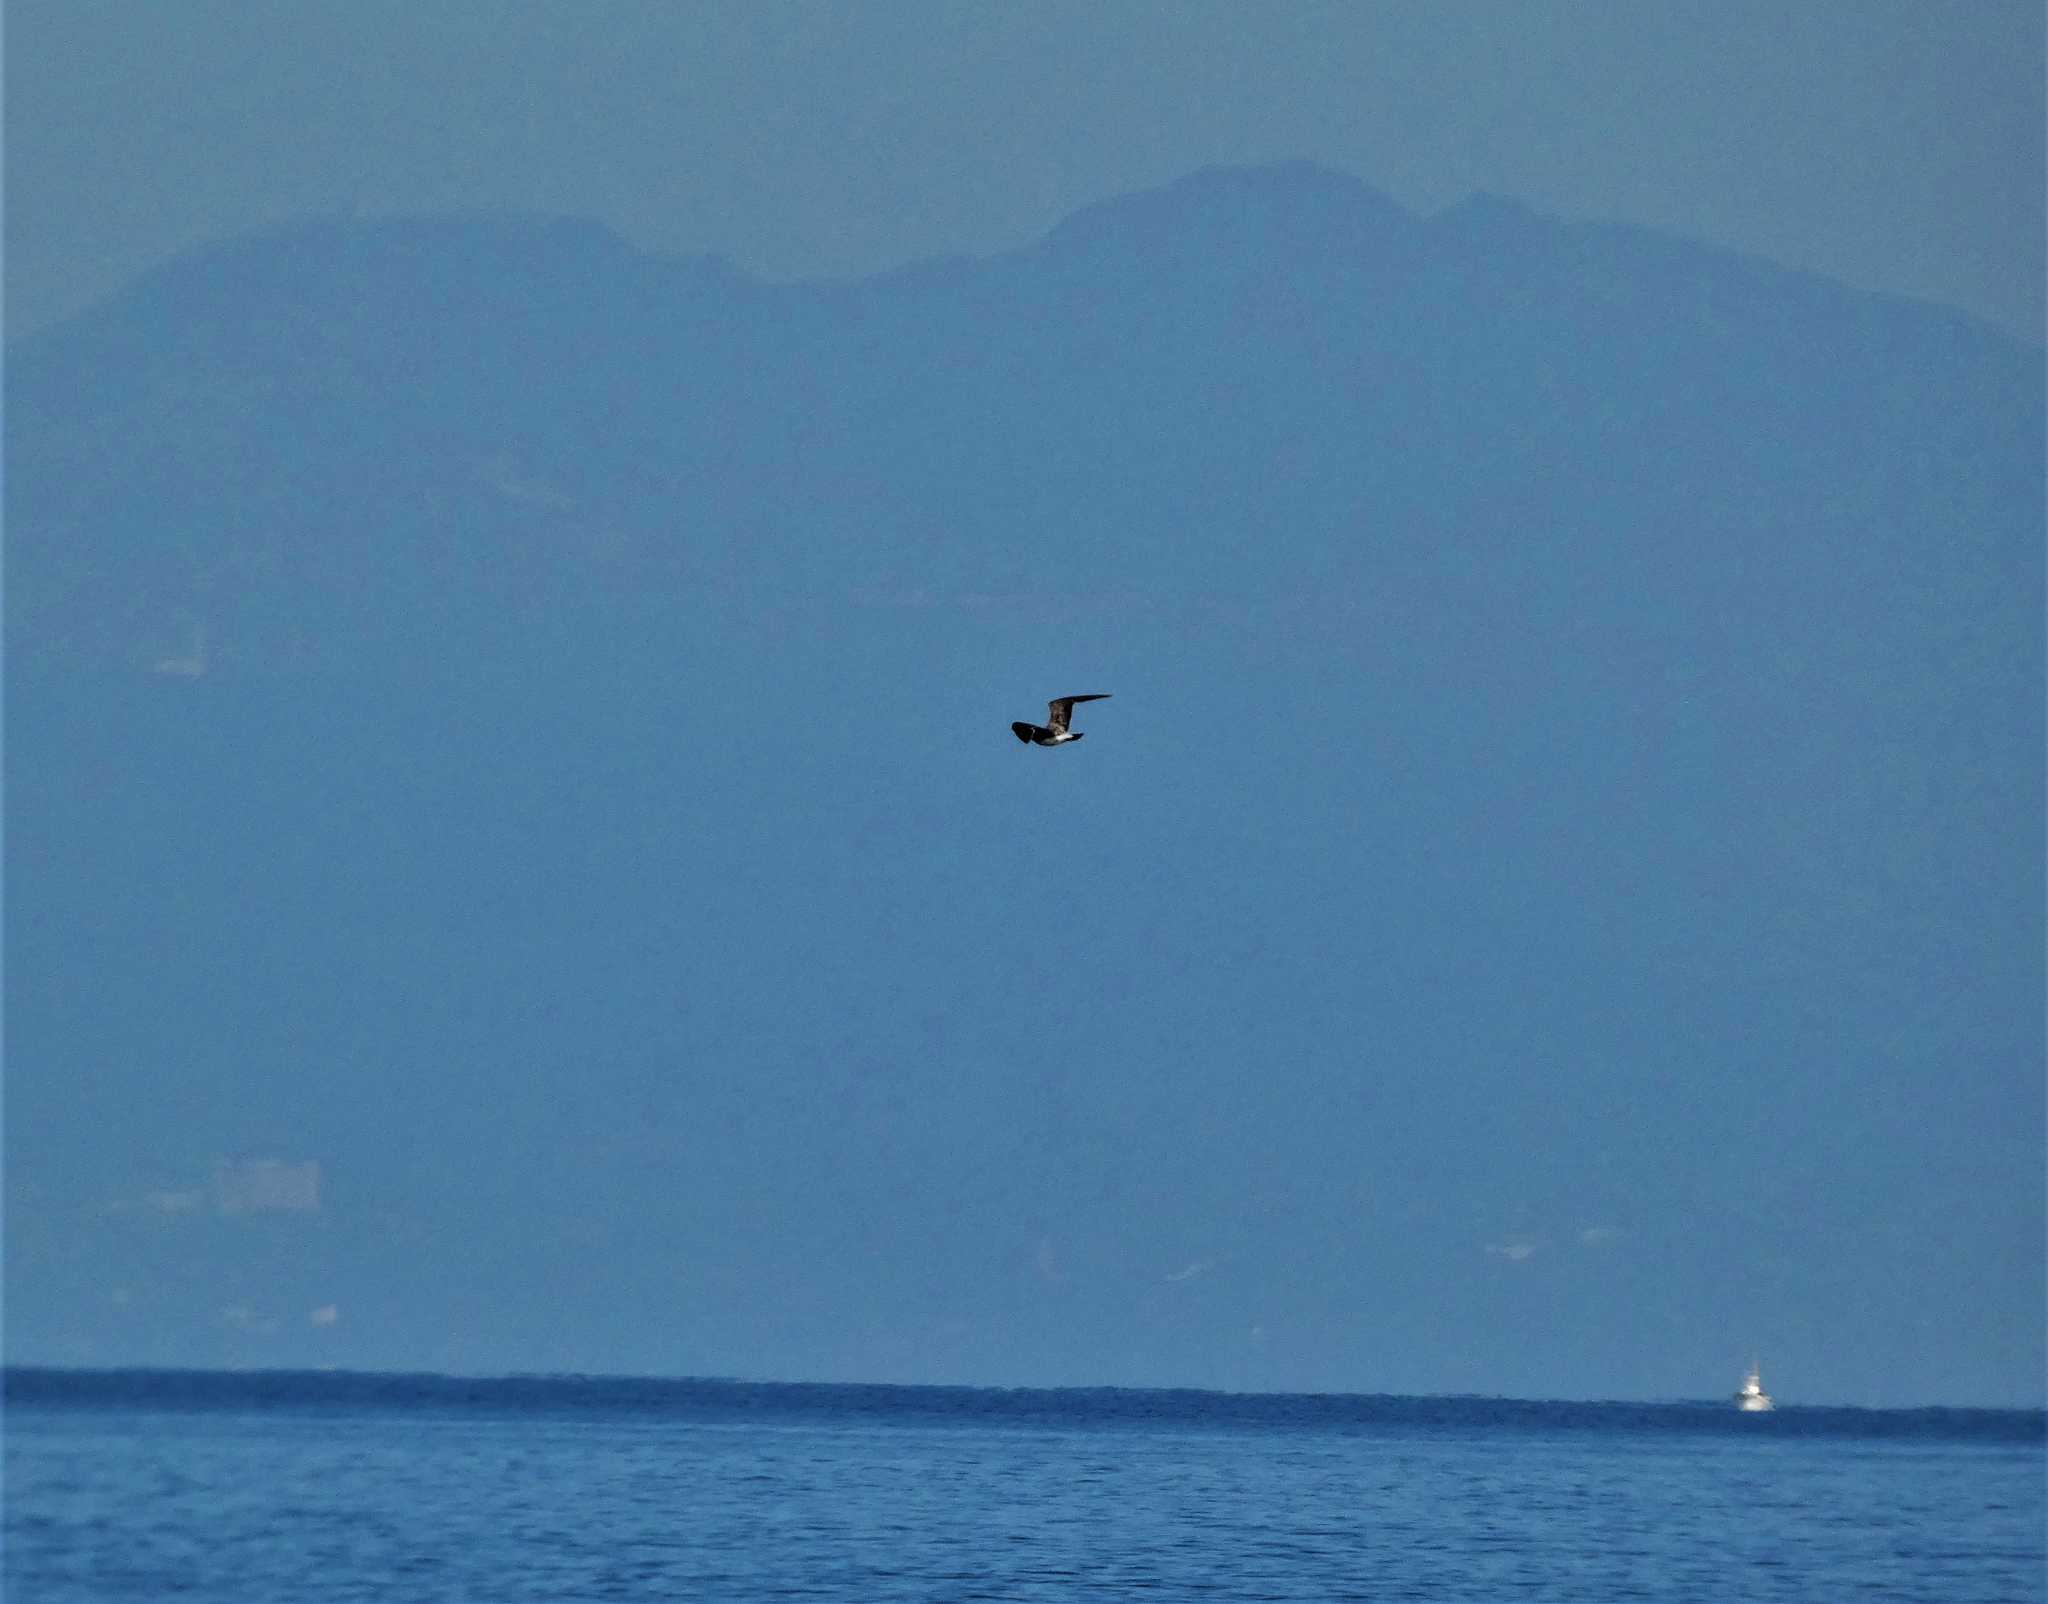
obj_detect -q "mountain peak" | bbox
[1035,159,1413,266]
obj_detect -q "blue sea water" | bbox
[5,1370,2042,1602]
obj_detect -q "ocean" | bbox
[5,1369,2042,1602]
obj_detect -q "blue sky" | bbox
[6,4,2043,1406]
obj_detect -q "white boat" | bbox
[1735,1360,1775,1412]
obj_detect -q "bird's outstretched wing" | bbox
[1046,693,1110,733]
[1011,721,1044,743]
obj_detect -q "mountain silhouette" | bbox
[7,163,2041,1399]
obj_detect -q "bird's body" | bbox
[1012,694,1110,746]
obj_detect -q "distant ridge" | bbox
[1036,158,1413,253]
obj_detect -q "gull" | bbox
[1012,694,1110,746]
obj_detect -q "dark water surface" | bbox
[7,1369,2042,1602]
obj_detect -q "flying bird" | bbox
[1012,694,1110,746]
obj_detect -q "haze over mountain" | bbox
[8,163,2041,1405]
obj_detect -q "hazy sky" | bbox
[6,2,2044,1408]
[8,0,2043,340]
